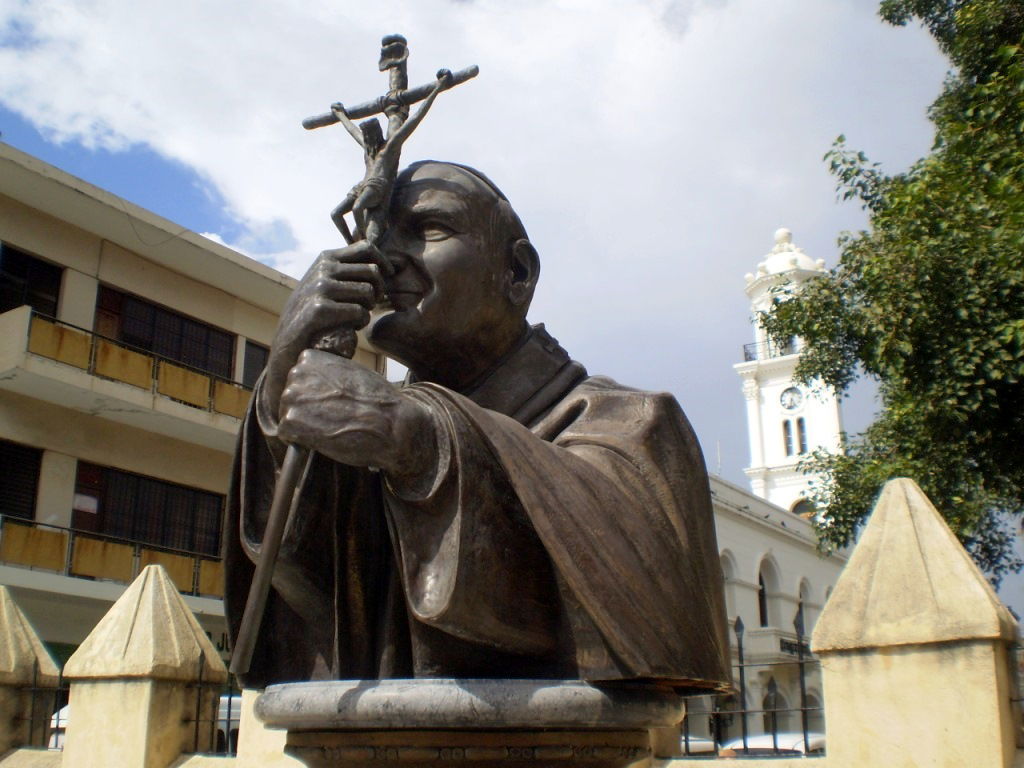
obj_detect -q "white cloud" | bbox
[0,0,949,485]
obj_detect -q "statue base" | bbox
[255,678,684,768]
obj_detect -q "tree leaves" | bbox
[762,1,1024,584]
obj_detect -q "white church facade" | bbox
[733,228,844,513]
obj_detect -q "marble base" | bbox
[256,679,683,768]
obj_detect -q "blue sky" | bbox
[1,105,226,232]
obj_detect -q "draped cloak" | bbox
[224,325,730,691]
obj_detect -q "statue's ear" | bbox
[507,238,540,308]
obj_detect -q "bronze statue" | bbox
[225,36,729,693]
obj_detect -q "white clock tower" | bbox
[734,228,844,513]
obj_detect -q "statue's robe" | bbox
[225,326,730,691]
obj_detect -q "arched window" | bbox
[762,679,793,734]
[797,579,811,631]
[782,420,794,456]
[805,692,825,734]
[758,572,768,627]
[720,551,737,618]
[791,498,814,517]
[796,417,808,454]
[757,558,781,627]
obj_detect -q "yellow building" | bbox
[0,142,380,664]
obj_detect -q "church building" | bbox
[733,228,844,514]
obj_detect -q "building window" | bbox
[796,417,808,454]
[791,498,814,517]
[242,340,269,388]
[74,462,224,556]
[0,243,62,317]
[758,572,769,627]
[0,439,42,520]
[782,420,794,456]
[95,286,235,379]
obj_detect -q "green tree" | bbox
[761,0,1024,583]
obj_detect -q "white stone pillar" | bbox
[0,586,60,752]
[34,450,77,528]
[812,478,1021,768]
[56,269,98,330]
[62,564,227,768]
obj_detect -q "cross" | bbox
[303,35,478,247]
[302,35,478,131]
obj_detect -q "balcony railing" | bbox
[0,514,223,599]
[24,310,252,419]
[742,338,799,362]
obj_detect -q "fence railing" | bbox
[742,338,798,362]
[0,514,223,598]
[21,660,240,757]
[679,605,824,758]
[23,310,252,419]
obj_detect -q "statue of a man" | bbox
[224,161,731,691]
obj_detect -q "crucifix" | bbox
[304,35,478,248]
[229,36,478,678]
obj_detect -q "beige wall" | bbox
[1,193,280,361]
[1,390,230,494]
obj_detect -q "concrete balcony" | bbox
[741,625,811,664]
[0,306,251,452]
[0,514,225,651]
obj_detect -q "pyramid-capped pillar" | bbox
[0,586,60,752]
[63,565,227,768]
[812,478,1021,767]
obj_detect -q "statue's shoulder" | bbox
[573,375,680,405]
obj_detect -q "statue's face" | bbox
[367,162,522,387]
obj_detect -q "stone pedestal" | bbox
[0,586,60,752]
[62,565,227,768]
[812,478,1021,768]
[256,679,684,768]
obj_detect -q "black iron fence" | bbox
[742,338,798,362]
[679,605,824,758]
[19,660,239,756]
[15,660,69,750]
[187,665,242,756]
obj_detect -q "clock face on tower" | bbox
[780,386,803,410]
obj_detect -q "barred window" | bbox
[74,462,223,556]
[242,340,269,388]
[0,243,62,317]
[0,439,42,520]
[95,286,235,379]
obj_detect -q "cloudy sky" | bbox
[4,1,1019,602]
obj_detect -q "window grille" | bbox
[0,243,62,317]
[96,286,235,379]
[75,462,224,556]
[0,439,42,520]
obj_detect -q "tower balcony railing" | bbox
[742,338,799,362]
[0,514,223,599]
[18,308,252,419]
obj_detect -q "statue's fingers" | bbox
[311,276,378,308]
[322,263,386,299]
[320,241,394,276]
[305,297,371,341]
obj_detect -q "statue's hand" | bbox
[277,350,437,481]
[262,241,391,417]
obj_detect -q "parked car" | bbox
[720,731,825,756]
[678,735,717,755]
[48,694,241,752]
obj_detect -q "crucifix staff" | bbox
[230,35,477,678]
